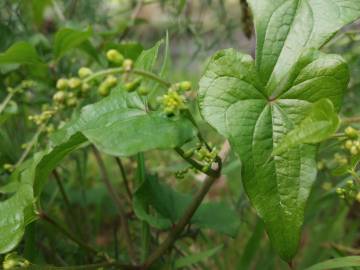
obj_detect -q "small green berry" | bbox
[125,78,142,93]
[106,49,124,64]
[356,192,360,203]
[346,180,354,188]
[68,77,81,89]
[98,83,110,97]
[78,67,93,78]
[53,91,66,103]
[345,140,353,149]
[345,126,358,139]
[179,81,192,91]
[104,75,117,88]
[122,59,133,72]
[3,163,13,172]
[81,83,90,93]
[66,97,78,107]
[56,78,68,90]
[350,145,359,156]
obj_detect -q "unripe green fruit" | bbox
[122,59,133,72]
[68,77,81,89]
[53,91,66,103]
[66,97,78,107]
[350,145,359,156]
[56,78,68,90]
[345,140,353,149]
[179,81,192,91]
[106,49,124,64]
[137,86,150,96]
[345,126,358,139]
[98,84,110,97]
[78,67,93,78]
[105,75,117,88]
[81,83,90,92]
[125,78,142,92]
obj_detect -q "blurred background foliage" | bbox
[0,1,359,269]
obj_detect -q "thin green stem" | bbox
[39,211,99,255]
[137,153,151,263]
[0,91,16,114]
[142,168,221,269]
[15,124,45,167]
[83,67,171,88]
[53,169,83,238]
[115,157,133,201]
[342,116,360,124]
[91,146,137,263]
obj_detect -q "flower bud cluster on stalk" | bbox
[318,125,360,203]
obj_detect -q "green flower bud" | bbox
[53,91,66,103]
[81,82,90,93]
[184,149,194,158]
[346,180,354,188]
[56,78,68,90]
[356,192,360,203]
[350,145,359,156]
[98,83,110,97]
[3,163,13,172]
[106,49,124,64]
[104,75,117,88]
[179,81,192,91]
[344,140,353,149]
[68,77,82,89]
[3,259,17,270]
[125,78,142,92]
[122,59,133,72]
[321,182,332,191]
[66,97,78,107]
[335,187,344,194]
[345,126,358,139]
[137,86,150,96]
[78,67,93,78]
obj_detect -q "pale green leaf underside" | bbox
[273,98,340,155]
[198,47,349,261]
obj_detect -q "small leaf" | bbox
[0,42,43,66]
[174,245,223,269]
[304,256,360,270]
[273,99,340,155]
[53,27,92,59]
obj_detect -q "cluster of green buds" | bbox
[28,109,56,126]
[159,81,192,116]
[184,143,218,173]
[343,126,360,156]
[336,180,359,202]
[175,168,191,179]
[2,252,30,270]
[334,153,348,166]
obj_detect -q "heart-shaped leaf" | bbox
[199,0,360,261]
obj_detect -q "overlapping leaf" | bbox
[199,0,360,261]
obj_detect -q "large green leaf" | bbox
[198,1,360,260]
[53,28,92,59]
[0,42,43,66]
[304,256,360,270]
[133,175,240,237]
[0,183,35,254]
[52,87,195,157]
